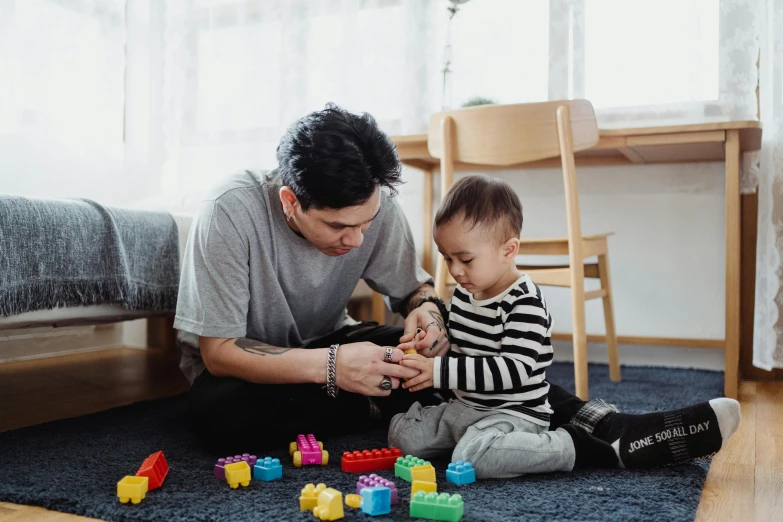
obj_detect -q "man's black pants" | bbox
[189,323,586,454]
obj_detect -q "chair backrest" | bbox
[427,99,599,165]
[427,99,598,256]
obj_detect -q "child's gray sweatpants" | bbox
[388,400,575,479]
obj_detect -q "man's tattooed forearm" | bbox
[403,284,437,315]
[235,337,293,356]
[428,310,445,328]
[427,310,448,352]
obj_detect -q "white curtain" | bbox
[0,0,128,203]
[753,0,783,369]
[160,0,781,367]
[161,0,440,202]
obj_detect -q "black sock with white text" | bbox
[591,399,740,468]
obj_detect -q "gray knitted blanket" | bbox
[0,196,180,317]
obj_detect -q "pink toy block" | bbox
[297,434,323,465]
[357,474,398,505]
[214,454,257,480]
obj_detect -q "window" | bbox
[585,0,719,109]
[449,0,550,107]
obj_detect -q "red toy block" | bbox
[341,447,402,473]
[135,451,169,491]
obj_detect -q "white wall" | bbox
[398,161,726,341]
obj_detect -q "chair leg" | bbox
[570,267,589,401]
[371,292,386,325]
[598,253,621,382]
[435,254,448,298]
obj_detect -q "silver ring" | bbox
[380,376,393,391]
[425,321,442,332]
[384,347,394,362]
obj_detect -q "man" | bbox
[175,104,739,468]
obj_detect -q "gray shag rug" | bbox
[0,363,723,522]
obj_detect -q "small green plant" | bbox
[461,96,497,107]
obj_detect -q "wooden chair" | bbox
[428,99,620,400]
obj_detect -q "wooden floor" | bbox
[0,348,781,521]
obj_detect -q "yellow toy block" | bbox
[313,488,344,521]
[411,464,436,483]
[300,483,327,511]
[345,493,362,509]
[224,461,251,489]
[411,479,437,497]
[117,475,148,504]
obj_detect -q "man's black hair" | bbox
[276,103,402,210]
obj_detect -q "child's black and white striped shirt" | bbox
[432,274,554,426]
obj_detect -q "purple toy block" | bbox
[357,474,398,505]
[297,434,323,465]
[214,458,228,479]
[238,453,258,467]
[215,454,257,480]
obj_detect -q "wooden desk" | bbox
[391,121,762,399]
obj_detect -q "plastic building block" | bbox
[341,447,402,473]
[117,475,148,504]
[253,456,282,482]
[446,461,476,485]
[411,464,436,483]
[135,451,169,491]
[214,454,257,480]
[313,487,344,521]
[410,491,464,522]
[356,474,398,505]
[359,486,391,516]
[300,483,327,511]
[394,455,431,482]
[411,480,437,497]
[290,434,328,467]
[224,461,251,489]
[214,458,228,480]
[345,494,362,509]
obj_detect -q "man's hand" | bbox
[335,342,421,396]
[398,303,449,357]
[400,353,434,392]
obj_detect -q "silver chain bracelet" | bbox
[326,344,339,398]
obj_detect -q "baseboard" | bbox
[0,324,125,363]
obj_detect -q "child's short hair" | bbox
[434,175,522,244]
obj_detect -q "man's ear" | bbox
[502,237,520,262]
[279,186,299,215]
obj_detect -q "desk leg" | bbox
[725,130,741,399]
[423,168,434,275]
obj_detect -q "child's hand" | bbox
[400,353,434,392]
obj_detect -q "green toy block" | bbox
[394,455,431,482]
[410,491,464,522]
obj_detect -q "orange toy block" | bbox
[135,451,169,491]
[341,447,402,473]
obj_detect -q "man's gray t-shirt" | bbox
[174,169,432,383]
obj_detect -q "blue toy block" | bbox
[253,456,282,482]
[359,486,391,516]
[446,461,475,485]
